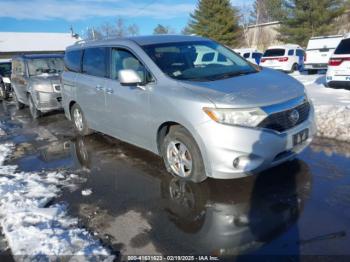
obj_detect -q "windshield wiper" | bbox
[206,70,257,81]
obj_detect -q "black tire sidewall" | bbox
[162,126,206,183]
[29,95,40,119]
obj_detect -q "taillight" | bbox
[304,53,307,62]
[261,58,266,63]
[278,57,288,62]
[328,57,350,66]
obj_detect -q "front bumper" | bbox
[196,108,316,179]
[33,91,62,112]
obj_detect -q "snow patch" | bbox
[292,74,350,142]
[82,188,93,196]
[0,128,5,137]
[0,143,114,260]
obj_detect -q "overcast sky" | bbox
[0,0,253,35]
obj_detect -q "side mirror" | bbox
[118,69,142,86]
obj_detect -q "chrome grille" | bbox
[258,102,310,132]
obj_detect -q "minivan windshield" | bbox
[0,62,11,77]
[263,49,285,57]
[28,57,64,76]
[334,38,350,55]
[142,41,257,81]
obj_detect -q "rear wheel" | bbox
[162,126,207,183]
[71,104,93,136]
[12,91,25,110]
[290,63,298,73]
[28,95,41,119]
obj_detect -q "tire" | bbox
[12,91,25,110]
[0,83,8,101]
[161,125,207,183]
[70,103,93,136]
[290,63,298,73]
[28,95,41,119]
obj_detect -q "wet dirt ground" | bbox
[0,100,350,261]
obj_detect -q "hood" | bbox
[181,68,305,108]
[30,74,61,85]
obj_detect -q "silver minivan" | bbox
[62,35,316,183]
[11,54,64,119]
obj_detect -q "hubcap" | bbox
[73,108,84,131]
[166,140,192,177]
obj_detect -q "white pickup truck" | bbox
[304,35,343,74]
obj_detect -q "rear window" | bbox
[263,49,285,57]
[82,47,108,77]
[64,50,82,72]
[334,39,350,55]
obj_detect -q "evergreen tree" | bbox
[187,0,242,46]
[250,0,285,24]
[278,0,345,47]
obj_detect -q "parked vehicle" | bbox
[304,35,343,74]
[11,54,64,119]
[260,44,305,73]
[326,35,350,89]
[0,59,12,100]
[234,48,263,65]
[62,35,316,183]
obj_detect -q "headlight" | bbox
[203,107,267,127]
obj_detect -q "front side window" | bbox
[142,40,256,81]
[65,50,82,72]
[263,49,285,57]
[334,39,350,55]
[12,60,24,75]
[82,48,108,77]
[111,49,149,82]
[28,57,64,76]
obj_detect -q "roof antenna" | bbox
[70,25,79,39]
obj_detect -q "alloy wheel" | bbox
[166,140,193,177]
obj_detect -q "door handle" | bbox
[95,85,104,91]
[106,88,114,94]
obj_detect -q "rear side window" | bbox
[288,49,295,56]
[82,47,108,77]
[64,50,82,72]
[263,49,285,57]
[202,52,215,62]
[334,39,350,55]
[243,53,250,58]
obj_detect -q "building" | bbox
[243,21,281,51]
[0,32,79,60]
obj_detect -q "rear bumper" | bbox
[304,63,327,70]
[261,64,291,72]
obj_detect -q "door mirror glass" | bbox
[118,69,142,86]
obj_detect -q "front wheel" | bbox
[71,104,93,136]
[12,91,25,110]
[0,83,8,100]
[28,95,41,119]
[162,126,207,183]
